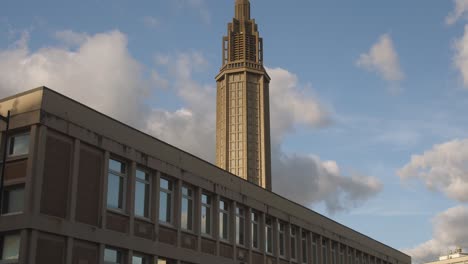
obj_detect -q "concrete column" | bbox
[214,193,221,256]
[101,151,110,229]
[246,207,253,264]
[128,161,136,236]
[23,125,38,216]
[175,179,182,247]
[68,139,80,222]
[65,237,74,264]
[27,230,38,264]
[154,171,161,249]
[194,186,202,252]
[31,126,47,215]
[18,229,29,264]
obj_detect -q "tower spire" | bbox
[235,0,250,21]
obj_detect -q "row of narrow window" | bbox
[106,157,392,264]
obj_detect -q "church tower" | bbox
[216,0,272,190]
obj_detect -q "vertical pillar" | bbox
[101,151,110,229]
[69,139,80,222]
[246,207,253,264]
[32,126,47,215]
[65,237,74,264]
[18,229,29,264]
[154,171,161,250]
[175,179,182,247]
[23,125,38,216]
[195,186,202,252]
[214,194,221,256]
[232,201,238,261]
[128,161,136,236]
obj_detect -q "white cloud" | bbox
[453,25,468,89]
[266,67,331,144]
[0,30,149,127]
[398,139,468,202]
[446,0,468,25]
[142,16,160,29]
[357,34,404,84]
[405,206,468,264]
[0,30,381,213]
[272,148,382,214]
[55,30,89,47]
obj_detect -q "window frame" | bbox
[277,221,285,257]
[251,211,260,250]
[301,230,308,264]
[158,176,174,225]
[181,185,194,232]
[0,233,21,262]
[219,199,230,241]
[106,158,128,212]
[103,247,123,264]
[322,239,328,264]
[312,235,318,264]
[1,184,25,215]
[265,217,274,255]
[201,192,212,236]
[134,168,151,219]
[290,225,298,261]
[6,132,30,158]
[235,205,245,246]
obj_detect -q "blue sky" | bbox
[2,0,468,262]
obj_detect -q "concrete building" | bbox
[425,248,468,264]
[0,1,411,264]
[216,0,272,190]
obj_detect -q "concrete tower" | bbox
[216,0,272,190]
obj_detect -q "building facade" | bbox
[0,88,410,264]
[216,0,272,190]
[425,249,468,264]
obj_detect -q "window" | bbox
[181,186,194,231]
[132,254,149,264]
[1,234,20,261]
[265,218,273,254]
[219,200,229,240]
[135,169,150,218]
[356,252,361,264]
[348,248,354,264]
[104,248,122,264]
[159,177,173,224]
[157,258,176,264]
[1,185,24,215]
[201,193,212,235]
[332,242,337,264]
[251,211,259,250]
[278,222,285,257]
[107,159,127,211]
[340,246,345,264]
[301,230,308,263]
[290,226,298,260]
[322,239,328,264]
[235,206,245,245]
[7,133,29,157]
[312,235,318,264]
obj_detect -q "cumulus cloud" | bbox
[0,30,382,213]
[398,139,468,202]
[405,206,468,264]
[446,0,468,25]
[272,148,382,213]
[453,25,468,88]
[357,34,404,87]
[266,67,331,144]
[0,30,149,128]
